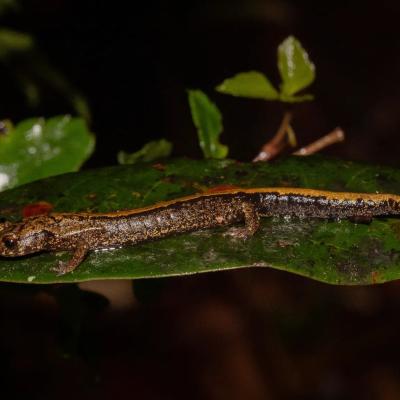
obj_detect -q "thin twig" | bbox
[293,127,345,156]
[253,112,292,162]
[286,123,297,147]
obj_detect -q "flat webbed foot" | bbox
[224,202,260,240]
[52,260,72,276]
[52,244,89,276]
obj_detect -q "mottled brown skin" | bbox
[1,187,400,275]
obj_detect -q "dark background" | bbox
[2,1,400,399]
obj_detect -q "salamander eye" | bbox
[2,236,16,249]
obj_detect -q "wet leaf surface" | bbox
[0,156,400,285]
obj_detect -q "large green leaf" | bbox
[1,156,400,285]
[0,115,95,191]
[215,71,279,100]
[278,36,315,97]
[187,90,228,159]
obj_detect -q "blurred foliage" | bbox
[0,115,94,191]
[0,0,90,119]
[0,0,18,16]
[187,89,228,159]
[118,139,173,165]
[0,27,32,56]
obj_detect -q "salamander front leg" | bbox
[224,202,260,240]
[52,243,89,276]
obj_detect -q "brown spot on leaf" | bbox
[22,201,53,218]
[275,239,293,248]
[85,193,97,201]
[152,163,166,171]
[336,260,367,282]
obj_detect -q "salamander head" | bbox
[0,216,56,257]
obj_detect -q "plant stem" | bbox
[253,112,292,162]
[293,127,345,156]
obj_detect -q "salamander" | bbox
[0,187,400,275]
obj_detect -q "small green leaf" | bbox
[118,139,172,165]
[188,89,228,159]
[215,71,279,100]
[0,115,95,191]
[279,93,314,103]
[278,36,315,96]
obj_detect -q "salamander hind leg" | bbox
[52,243,89,276]
[224,202,260,240]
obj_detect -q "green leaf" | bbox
[215,71,279,100]
[187,89,228,159]
[278,36,315,96]
[0,115,95,191]
[1,156,400,285]
[118,139,172,165]
[279,93,314,103]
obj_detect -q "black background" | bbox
[5,0,400,166]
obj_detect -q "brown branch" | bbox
[286,123,297,147]
[293,127,345,156]
[253,112,292,162]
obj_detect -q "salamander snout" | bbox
[0,223,52,257]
